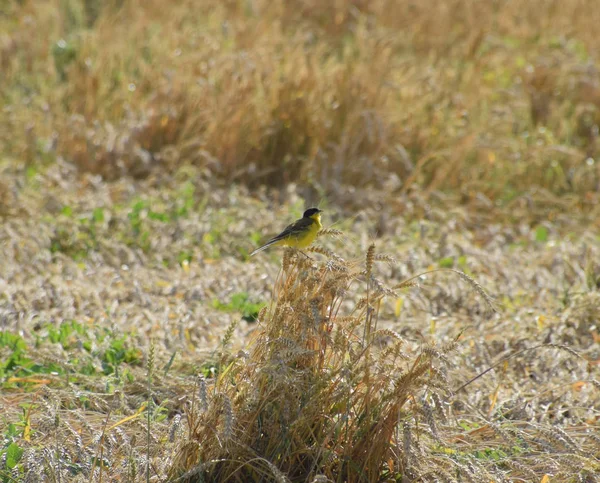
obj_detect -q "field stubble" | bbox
[0,164,598,480]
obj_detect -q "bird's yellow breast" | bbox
[286,213,322,249]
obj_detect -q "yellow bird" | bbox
[250,208,323,256]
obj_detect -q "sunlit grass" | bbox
[1,1,600,481]
[2,0,600,210]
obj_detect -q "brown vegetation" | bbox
[1,0,599,481]
[2,0,600,204]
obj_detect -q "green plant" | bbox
[212,292,265,322]
[0,332,28,379]
[1,442,24,474]
[101,333,143,376]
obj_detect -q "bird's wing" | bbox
[250,217,315,256]
[271,217,314,241]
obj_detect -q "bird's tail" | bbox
[250,239,280,257]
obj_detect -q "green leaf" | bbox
[92,207,105,223]
[535,225,548,242]
[0,331,29,378]
[438,257,454,268]
[148,211,170,222]
[212,292,265,322]
[5,423,19,438]
[250,231,262,244]
[6,442,24,469]
[177,251,193,264]
[163,351,177,376]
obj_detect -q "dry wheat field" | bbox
[1,1,599,482]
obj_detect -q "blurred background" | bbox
[2,0,600,215]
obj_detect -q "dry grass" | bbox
[165,244,496,481]
[2,0,600,210]
[0,172,598,480]
[1,1,600,481]
[163,242,598,482]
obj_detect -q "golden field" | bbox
[0,1,599,481]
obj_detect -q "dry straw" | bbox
[168,238,472,481]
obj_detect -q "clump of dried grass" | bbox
[168,242,466,482]
[161,233,600,482]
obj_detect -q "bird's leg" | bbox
[296,249,313,260]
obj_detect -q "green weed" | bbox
[212,292,265,322]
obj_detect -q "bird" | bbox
[250,208,323,257]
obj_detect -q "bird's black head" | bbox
[303,207,323,218]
